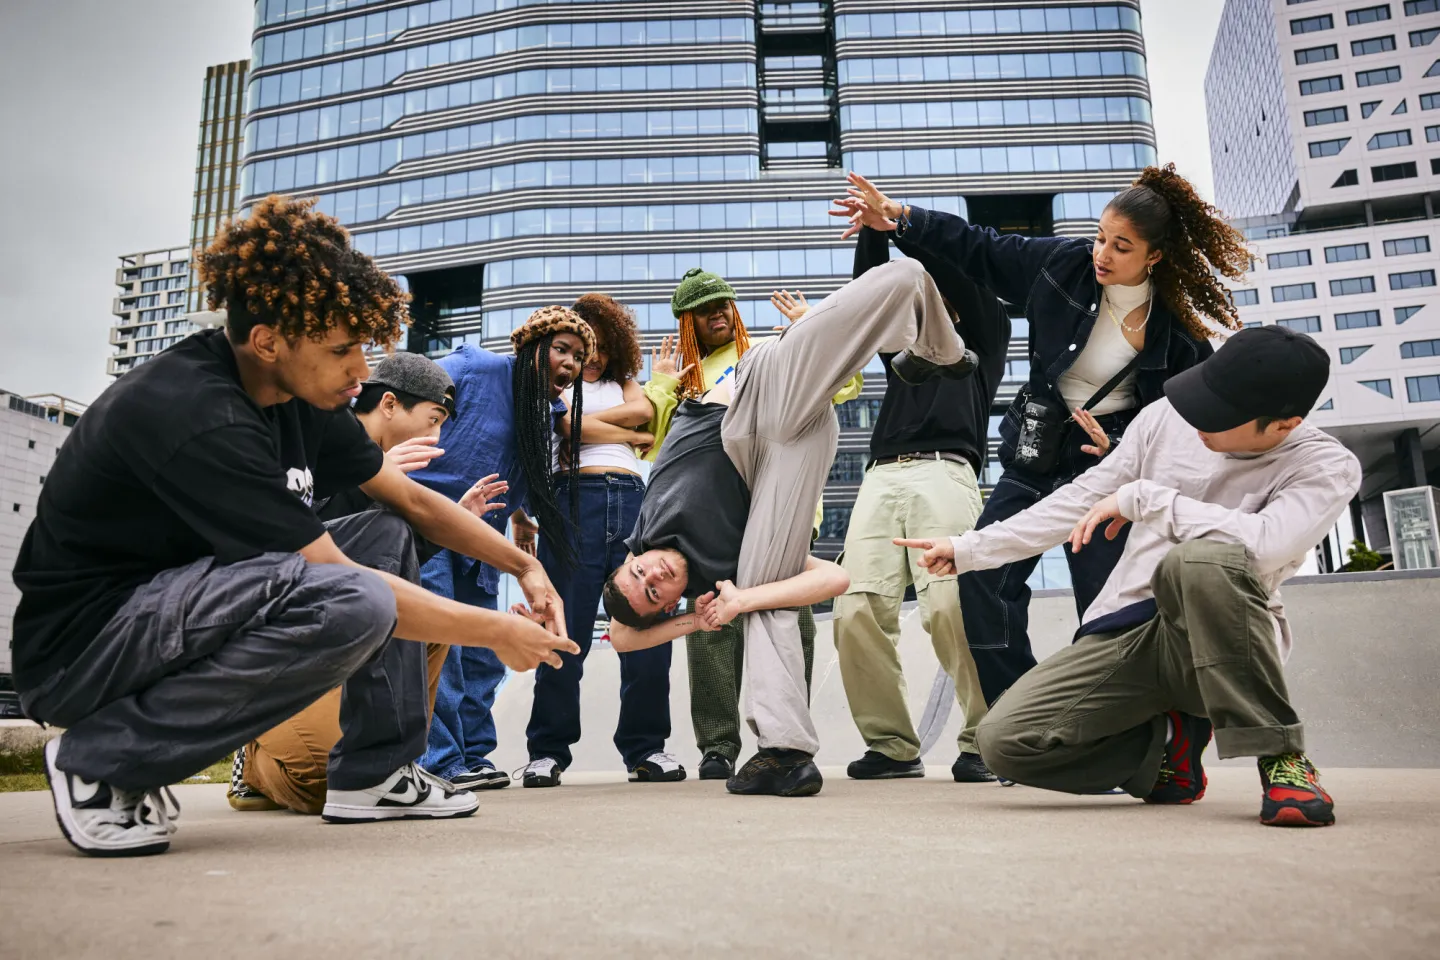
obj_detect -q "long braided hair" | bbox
[677,302,752,398]
[1105,164,1251,340]
[512,335,583,568]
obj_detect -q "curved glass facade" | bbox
[240,0,1156,580]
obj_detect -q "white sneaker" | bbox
[44,735,179,857]
[521,757,561,788]
[321,763,479,823]
[629,750,687,783]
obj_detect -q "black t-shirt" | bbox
[855,227,1012,468]
[625,402,749,598]
[10,329,384,689]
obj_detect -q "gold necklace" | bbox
[1106,298,1150,335]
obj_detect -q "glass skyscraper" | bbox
[239,0,1157,589]
[189,60,251,313]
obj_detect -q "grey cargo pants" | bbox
[22,508,430,793]
[721,257,968,755]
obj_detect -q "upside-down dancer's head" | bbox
[196,194,409,411]
[670,268,751,397]
[602,548,691,629]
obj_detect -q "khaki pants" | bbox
[721,258,968,754]
[977,541,1305,797]
[244,642,450,814]
[835,457,988,760]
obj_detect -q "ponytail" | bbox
[1106,163,1250,340]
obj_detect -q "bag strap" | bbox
[1081,350,1145,413]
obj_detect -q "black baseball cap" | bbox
[1164,325,1330,432]
[366,353,456,417]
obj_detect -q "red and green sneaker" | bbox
[1258,754,1335,827]
[1145,711,1212,805]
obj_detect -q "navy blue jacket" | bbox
[898,205,1213,465]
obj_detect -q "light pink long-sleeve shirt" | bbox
[950,399,1361,661]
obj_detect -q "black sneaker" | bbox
[698,752,734,781]
[726,748,823,797]
[890,348,979,385]
[44,735,179,857]
[951,753,998,783]
[450,767,511,791]
[847,750,924,780]
[629,751,687,782]
[1144,711,1212,805]
[521,757,562,788]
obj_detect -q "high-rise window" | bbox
[1231,289,1260,306]
[1335,309,1382,328]
[1300,75,1345,94]
[1391,269,1438,288]
[1347,5,1392,25]
[1325,242,1371,262]
[1373,160,1419,179]
[1330,277,1377,296]
[1273,283,1318,301]
[1406,375,1440,403]
[1400,338,1440,358]
[1297,43,1340,63]
[1291,14,1334,32]
[1352,35,1397,55]
[1304,106,1349,125]
[1367,129,1413,147]
[1309,137,1351,156]
[1356,66,1403,86]
[1384,236,1431,255]
[1340,345,1373,363]
[1267,250,1313,268]
[1359,378,1394,397]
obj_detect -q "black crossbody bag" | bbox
[1012,352,1144,475]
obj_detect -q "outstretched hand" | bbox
[770,289,811,327]
[893,537,958,577]
[386,436,445,474]
[458,474,508,517]
[650,335,695,383]
[503,603,579,671]
[1073,408,1112,459]
[831,172,902,239]
[1068,494,1130,554]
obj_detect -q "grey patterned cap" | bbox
[366,352,456,416]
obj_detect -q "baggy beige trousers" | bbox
[720,258,968,754]
[835,457,989,760]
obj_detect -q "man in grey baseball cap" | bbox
[366,352,457,419]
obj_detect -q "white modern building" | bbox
[1207,0,1440,566]
[109,246,196,378]
[0,390,85,684]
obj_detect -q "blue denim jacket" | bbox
[900,206,1213,464]
[413,344,564,599]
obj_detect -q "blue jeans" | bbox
[958,412,1133,708]
[526,473,672,770]
[421,574,506,779]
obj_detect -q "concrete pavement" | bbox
[2,769,1438,960]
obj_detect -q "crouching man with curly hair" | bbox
[12,196,578,857]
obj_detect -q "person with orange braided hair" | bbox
[639,268,861,780]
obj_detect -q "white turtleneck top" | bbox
[1056,280,1150,416]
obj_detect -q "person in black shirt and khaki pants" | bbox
[834,227,1011,782]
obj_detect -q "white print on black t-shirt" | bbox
[286,466,315,507]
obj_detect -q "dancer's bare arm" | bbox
[603,601,714,653]
[696,558,850,629]
[298,534,577,670]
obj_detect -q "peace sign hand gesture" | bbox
[831,172,904,240]
[650,335,695,384]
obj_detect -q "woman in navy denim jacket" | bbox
[835,164,1251,708]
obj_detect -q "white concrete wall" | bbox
[0,405,71,673]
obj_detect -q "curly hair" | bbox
[1105,164,1250,340]
[196,194,409,346]
[572,293,643,383]
[677,303,751,398]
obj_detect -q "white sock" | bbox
[1164,715,1175,745]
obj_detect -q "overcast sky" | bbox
[0,0,1227,404]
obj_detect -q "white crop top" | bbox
[1056,280,1148,416]
[557,379,640,473]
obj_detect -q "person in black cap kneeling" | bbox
[896,326,1360,826]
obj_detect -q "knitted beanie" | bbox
[511,304,596,361]
[670,267,737,318]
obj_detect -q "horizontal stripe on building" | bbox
[833,0,1140,13]
[389,44,756,90]
[837,33,1145,58]
[841,123,1155,149]
[839,78,1151,103]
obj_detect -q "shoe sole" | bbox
[697,768,731,781]
[450,777,510,791]
[1261,805,1335,827]
[848,768,924,780]
[227,792,283,812]
[726,767,825,798]
[522,777,561,788]
[43,739,170,857]
[320,800,479,823]
[630,769,687,782]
